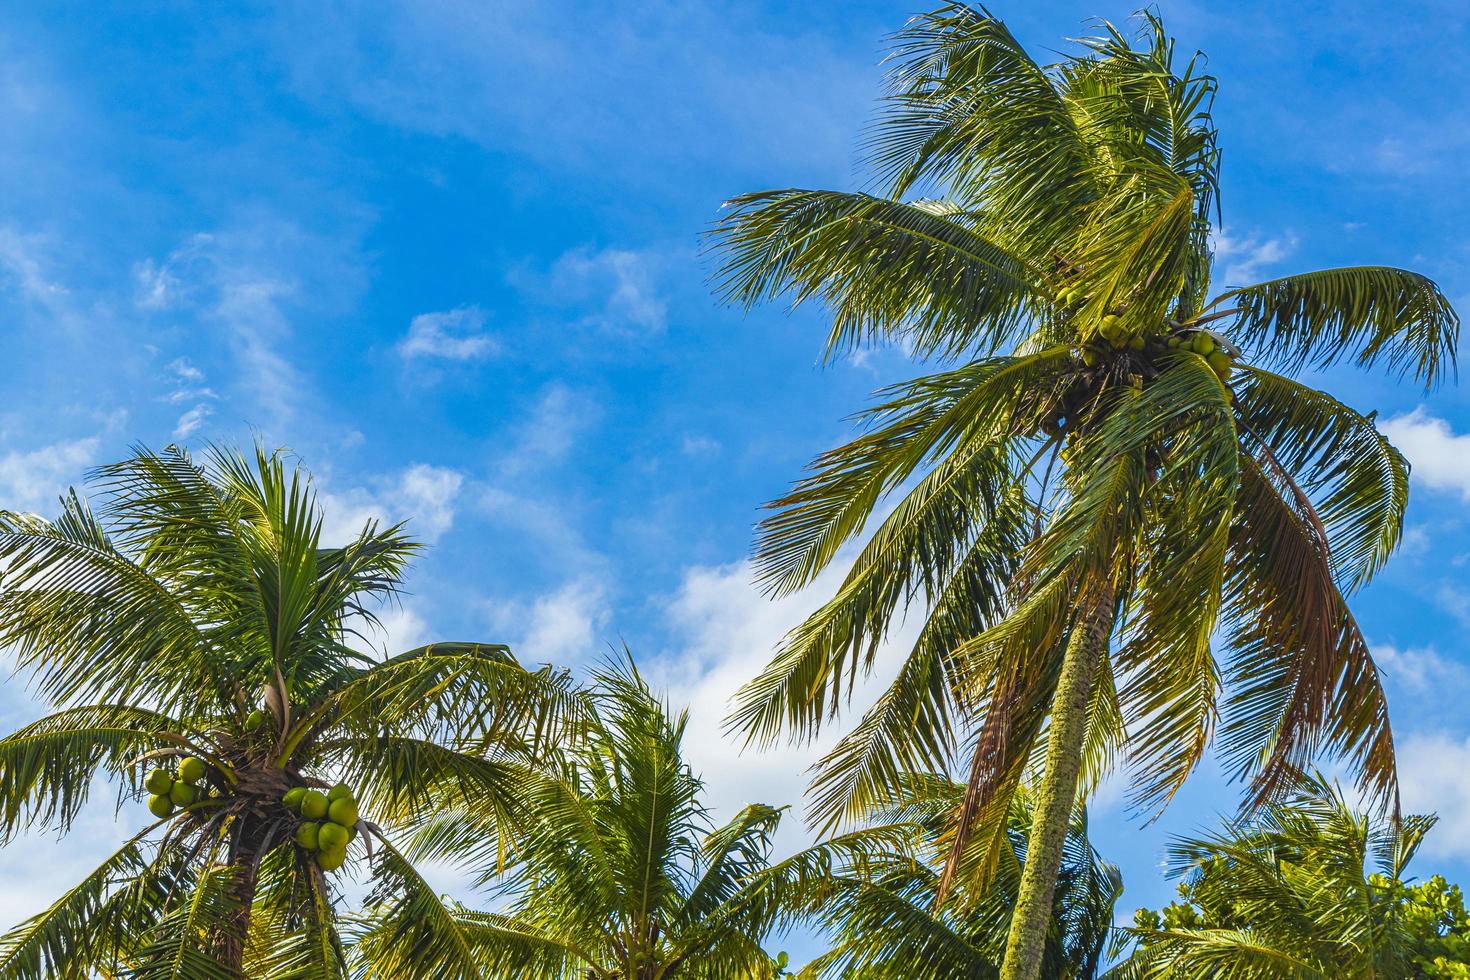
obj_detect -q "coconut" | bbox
[1191,333,1216,356]
[282,787,307,813]
[316,846,347,872]
[145,769,174,795]
[318,822,350,851]
[296,821,321,850]
[178,757,206,784]
[327,798,359,828]
[1081,349,1099,367]
[301,790,329,820]
[148,794,175,819]
[244,709,267,733]
[170,782,198,807]
[1167,336,1182,348]
[327,784,353,803]
[1128,335,1146,350]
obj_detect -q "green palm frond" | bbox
[711,190,1043,360]
[872,4,1093,250]
[1114,773,1437,978]
[1233,367,1408,592]
[0,704,186,839]
[1210,266,1459,388]
[0,830,156,980]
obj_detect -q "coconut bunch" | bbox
[1168,329,1237,380]
[143,756,212,818]
[284,782,361,873]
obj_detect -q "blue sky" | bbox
[1,0,1469,963]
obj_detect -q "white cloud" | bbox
[680,434,721,458]
[487,578,610,666]
[643,557,919,853]
[1374,644,1468,694]
[1212,227,1297,285]
[172,404,213,440]
[0,436,101,512]
[497,383,599,477]
[549,246,667,336]
[398,306,499,361]
[1400,732,1470,860]
[320,463,464,545]
[1382,409,1470,499]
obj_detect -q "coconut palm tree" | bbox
[1112,772,1470,978]
[754,775,1120,979]
[0,445,576,978]
[354,659,798,979]
[709,7,1458,979]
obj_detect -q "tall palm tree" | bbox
[709,7,1458,979]
[0,445,575,978]
[355,660,797,979]
[1112,773,1470,978]
[756,775,1120,978]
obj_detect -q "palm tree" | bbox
[355,660,797,979]
[756,775,1120,978]
[1113,773,1470,978]
[709,7,1458,979]
[0,445,575,978]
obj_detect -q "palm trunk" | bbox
[213,817,264,974]
[999,579,1114,980]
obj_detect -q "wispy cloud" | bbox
[1211,227,1297,285]
[496,383,601,478]
[0,435,102,513]
[398,306,499,361]
[1382,409,1470,499]
[320,463,464,545]
[485,577,610,666]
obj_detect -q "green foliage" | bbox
[708,2,1455,921]
[1114,773,1470,978]
[751,776,1121,979]
[356,658,795,979]
[0,443,577,978]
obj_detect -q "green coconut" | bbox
[318,822,350,851]
[301,790,329,820]
[327,798,359,827]
[147,794,175,819]
[244,709,267,733]
[317,846,347,873]
[1207,350,1235,379]
[296,821,321,851]
[327,783,353,803]
[144,769,174,795]
[178,757,206,784]
[1190,333,1216,356]
[1081,349,1099,367]
[1128,335,1146,350]
[282,787,307,813]
[169,782,198,807]
[1167,336,1182,348]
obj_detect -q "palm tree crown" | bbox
[757,775,1120,978]
[1115,773,1470,978]
[0,445,573,978]
[711,6,1457,978]
[357,660,797,979]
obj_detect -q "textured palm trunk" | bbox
[213,817,264,975]
[999,579,1115,980]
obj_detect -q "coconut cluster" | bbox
[1167,330,1236,380]
[284,783,359,873]
[144,756,209,818]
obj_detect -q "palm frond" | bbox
[1233,367,1408,592]
[710,190,1043,360]
[1209,266,1459,388]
